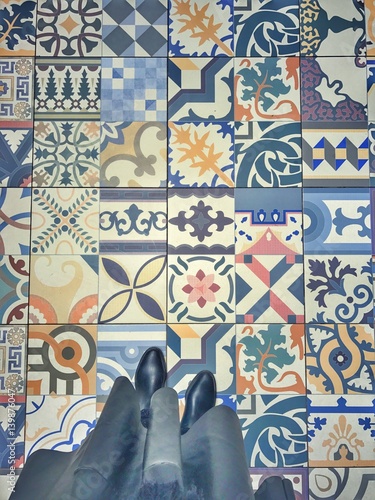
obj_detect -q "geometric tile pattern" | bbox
[0,58,33,120]
[0,122,33,187]
[0,325,27,395]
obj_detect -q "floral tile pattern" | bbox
[0,256,29,324]
[306,323,375,395]
[0,187,31,255]
[235,57,300,121]
[103,0,167,56]
[101,57,167,121]
[168,122,234,188]
[234,0,299,57]
[99,188,166,254]
[0,326,27,395]
[0,395,25,468]
[168,188,234,254]
[166,323,235,395]
[309,467,375,499]
[100,121,167,188]
[27,324,97,395]
[307,395,375,467]
[0,58,33,120]
[29,255,98,324]
[36,0,102,57]
[0,0,36,56]
[33,121,100,187]
[0,121,33,187]
[169,0,233,57]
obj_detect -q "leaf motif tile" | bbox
[0,122,33,187]
[0,0,36,56]
[0,256,29,324]
[0,58,33,120]
[0,326,27,395]
[0,187,31,255]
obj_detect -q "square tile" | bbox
[103,0,167,56]
[306,323,375,394]
[236,254,304,323]
[0,59,33,120]
[300,0,365,57]
[101,57,167,121]
[301,57,367,121]
[36,0,102,57]
[29,255,98,324]
[31,188,99,255]
[0,122,33,187]
[33,121,100,187]
[98,254,167,323]
[34,58,101,120]
[100,121,167,187]
[168,254,235,323]
[169,0,233,57]
[168,57,233,121]
[0,326,27,395]
[97,324,166,395]
[168,122,234,188]
[0,256,29,324]
[236,324,305,394]
[168,188,234,254]
[251,468,308,499]
[366,0,375,56]
[304,255,373,324]
[0,0,36,56]
[0,395,25,468]
[369,122,375,185]
[235,121,302,187]
[304,188,371,255]
[27,324,97,395]
[0,187,31,255]
[99,188,167,254]
[237,395,308,467]
[166,323,235,395]
[235,57,300,121]
[302,122,369,187]
[309,467,375,499]
[25,394,96,458]
[307,395,375,466]
[234,0,299,56]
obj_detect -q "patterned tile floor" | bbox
[0,0,375,498]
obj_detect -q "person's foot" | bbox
[180,371,216,435]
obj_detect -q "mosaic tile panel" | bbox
[0,0,36,56]
[0,58,33,120]
[0,122,33,187]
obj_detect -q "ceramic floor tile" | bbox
[235,187,303,255]
[304,188,371,255]
[235,121,301,187]
[99,188,166,254]
[237,394,308,467]
[236,254,304,323]
[24,394,96,458]
[304,255,373,323]
[100,121,167,188]
[0,326,27,395]
[98,254,166,323]
[0,187,31,255]
[0,395,25,468]
[0,59,33,121]
[168,57,233,121]
[168,188,234,254]
[301,57,367,122]
[300,0,365,57]
[97,324,166,395]
[250,468,308,499]
[0,256,29,325]
[33,121,100,187]
[366,0,375,56]
[168,122,234,188]
[369,122,375,186]
[34,58,101,120]
[0,122,33,187]
[101,57,167,122]
[306,323,375,395]
[302,122,369,187]
[0,0,36,56]
[168,254,235,323]
[31,188,99,255]
[308,395,375,467]
[27,325,97,395]
[309,467,375,499]
[169,0,233,57]
[236,324,305,395]
[177,393,236,420]
[368,58,375,121]
[234,0,299,57]
[103,0,167,56]
[166,323,235,395]
[29,255,98,323]
[36,0,102,57]
[235,57,300,121]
